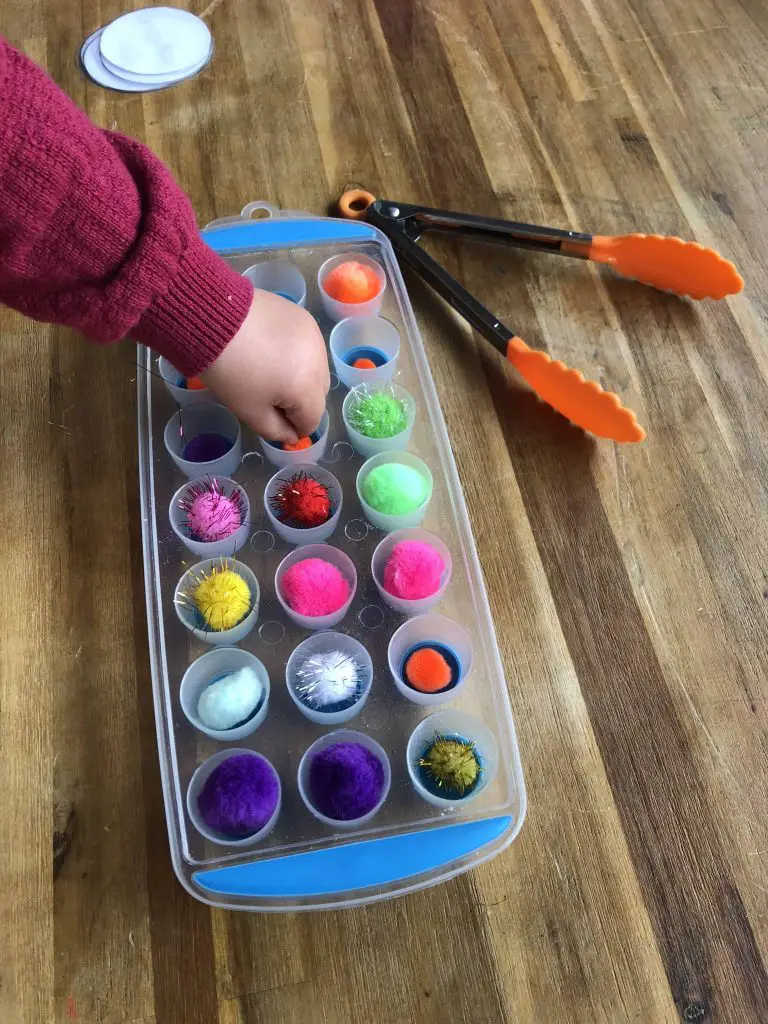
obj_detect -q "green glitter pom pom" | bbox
[419,735,481,797]
[348,390,408,439]
[362,463,429,516]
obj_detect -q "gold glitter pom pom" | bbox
[176,559,251,632]
[419,735,481,796]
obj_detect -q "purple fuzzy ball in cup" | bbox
[308,741,385,821]
[198,752,279,837]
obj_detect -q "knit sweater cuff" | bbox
[134,235,254,377]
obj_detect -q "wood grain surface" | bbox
[1,0,766,1021]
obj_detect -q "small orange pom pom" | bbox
[324,261,381,304]
[283,436,312,452]
[404,647,452,693]
[353,357,377,370]
[186,377,206,390]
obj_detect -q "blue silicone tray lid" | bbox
[138,201,526,910]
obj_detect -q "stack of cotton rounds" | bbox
[80,8,212,93]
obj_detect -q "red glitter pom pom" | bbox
[271,472,333,528]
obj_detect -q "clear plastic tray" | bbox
[138,201,526,910]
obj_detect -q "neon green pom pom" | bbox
[348,391,408,439]
[362,463,429,516]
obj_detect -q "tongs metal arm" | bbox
[368,198,593,258]
[364,201,514,356]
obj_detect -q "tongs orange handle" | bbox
[339,191,647,443]
[340,191,743,301]
[582,234,743,300]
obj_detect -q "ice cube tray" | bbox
[137,200,526,910]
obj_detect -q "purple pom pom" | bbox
[308,742,385,821]
[198,753,279,837]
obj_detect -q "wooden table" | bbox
[1,1,766,1021]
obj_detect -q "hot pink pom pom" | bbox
[282,558,351,617]
[383,540,445,600]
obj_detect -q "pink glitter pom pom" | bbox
[181,480,244,542]
[282,558,351,617]
[383,540,445,600]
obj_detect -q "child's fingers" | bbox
[252,406,299,445]
[282,386,326,439]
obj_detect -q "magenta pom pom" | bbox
[383,540,445,601]
[308,742,385,821]
[197,753,279,837]
[282,557,351,617]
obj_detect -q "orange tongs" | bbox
[339,190,744,443]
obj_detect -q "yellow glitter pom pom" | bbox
[419,736,480,797]
[193,566,251,631]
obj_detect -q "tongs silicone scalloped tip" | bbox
[340,190,744,443]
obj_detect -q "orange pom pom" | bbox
[186,377,206,390]
[283,436,312,452]
[404,647,452,693]
[353,357,377,370]
[324,261,381,304]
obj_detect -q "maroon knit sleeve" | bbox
[0,38,253,375]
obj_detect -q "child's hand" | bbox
[201,290,330,443]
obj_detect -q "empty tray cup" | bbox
[318,252,386,322]
[187,749,281,847]
[169,476,251,557]
[407,710,498,809]
[264,464,343,544]
[387,613,473,706]
[174,557,260,646]
[242,260,307,306]
[371,528,452,615]
[342,382,416,458]
[180,647,270,740]
[298,729,391,829]
[286,632,373,724]
[164,404,242,479]
[329,316,400,389]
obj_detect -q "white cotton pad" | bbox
[80,28,210,93]
[100,43,212,85]
[99,7,212,78]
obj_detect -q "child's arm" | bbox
[0,37,327,441]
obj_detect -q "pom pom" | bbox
[198,753,279,836]
[283,436,312,452]
[183,432,233,463]
[404,645,453,692]
[345,346,387,368]
[348,389,408,439]
[294,650,363,710]
[197,667,264,730]
[282,558,351,617]
[267,426,323,451]
[362,463,429,516]
[383,540,445,600]
[418,736,481,798]
[180,479,244,542]
[191,565,251,631]
[308,742,385,820]
[270,472,333,529]
[324,261,382,304]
